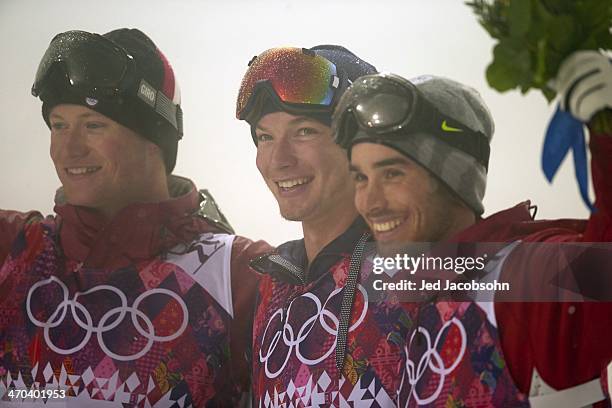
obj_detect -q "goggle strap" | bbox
[301,47,316,57]
[157,91,180,133]
[435,129,490,169]
[476,135,490,169]
[137,79,181,135]
[371,127,490,170]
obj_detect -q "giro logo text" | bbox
[138,80,157,107]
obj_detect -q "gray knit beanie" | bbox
[348,75,493,215]
[407,75,493,214]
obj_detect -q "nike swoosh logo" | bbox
[441,120,463,132]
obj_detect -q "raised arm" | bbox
[556,50,612,241]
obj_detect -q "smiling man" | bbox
[350,142,475,256]
[0,29,269,407]
[235,46,375,261]
[254,111,357,247]
[334,69,612,406]
[48,105,170,217]
[235,45,391,405]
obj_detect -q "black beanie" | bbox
[39,28,182,173]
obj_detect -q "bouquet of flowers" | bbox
[466,0,612,102]
[468,0,612,210]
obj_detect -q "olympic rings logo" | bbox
[398,317,467,406]
[26,276,189,361]
[258,285,368,379]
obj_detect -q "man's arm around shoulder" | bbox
[0,210,44,265]
[229,235,273,399]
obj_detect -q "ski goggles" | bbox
[235,47,342,123]
[32,30,182,132]
[333,73,490,169]
[32,30,137,99]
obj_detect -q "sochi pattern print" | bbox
[252,253,528,407]
[0,216,236,407]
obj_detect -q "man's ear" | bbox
[146,142,162,155]
[144,141,169,173]
[143,141,162,160]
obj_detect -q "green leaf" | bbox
[546,16,576,53]
[533,0,555,22]
[533,38,547,87]
[541,86,556,103]
[486,40,532,92]
[580,34,608,52]
[466,0,511,38]
[539,0,572,15]
[575,0,612,29]
[508,0,532,37]
[486,60,519,92]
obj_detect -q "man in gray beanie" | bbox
[337,73,493,242]
[335,69,612,406]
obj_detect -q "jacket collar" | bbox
[54,175,208,268]
[452,200,585,242]
[451,201,534,242]
[250,217,368,285]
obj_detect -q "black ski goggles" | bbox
[32,30,137,99]
[333,73,490,169]
[32,30,182,133]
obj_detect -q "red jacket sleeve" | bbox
[0,210,44,304]
[0,210,41,266]
[228,236,273,394]
[583,128,612,241]
[496,120,612,397]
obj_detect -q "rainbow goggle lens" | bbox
[235,47,341,122]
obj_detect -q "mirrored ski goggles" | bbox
[32,30,136,99]
[236,47,341,122]
[333,73,490,169]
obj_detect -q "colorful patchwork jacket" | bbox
[0,176,270,407]
[250,218,527,407]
